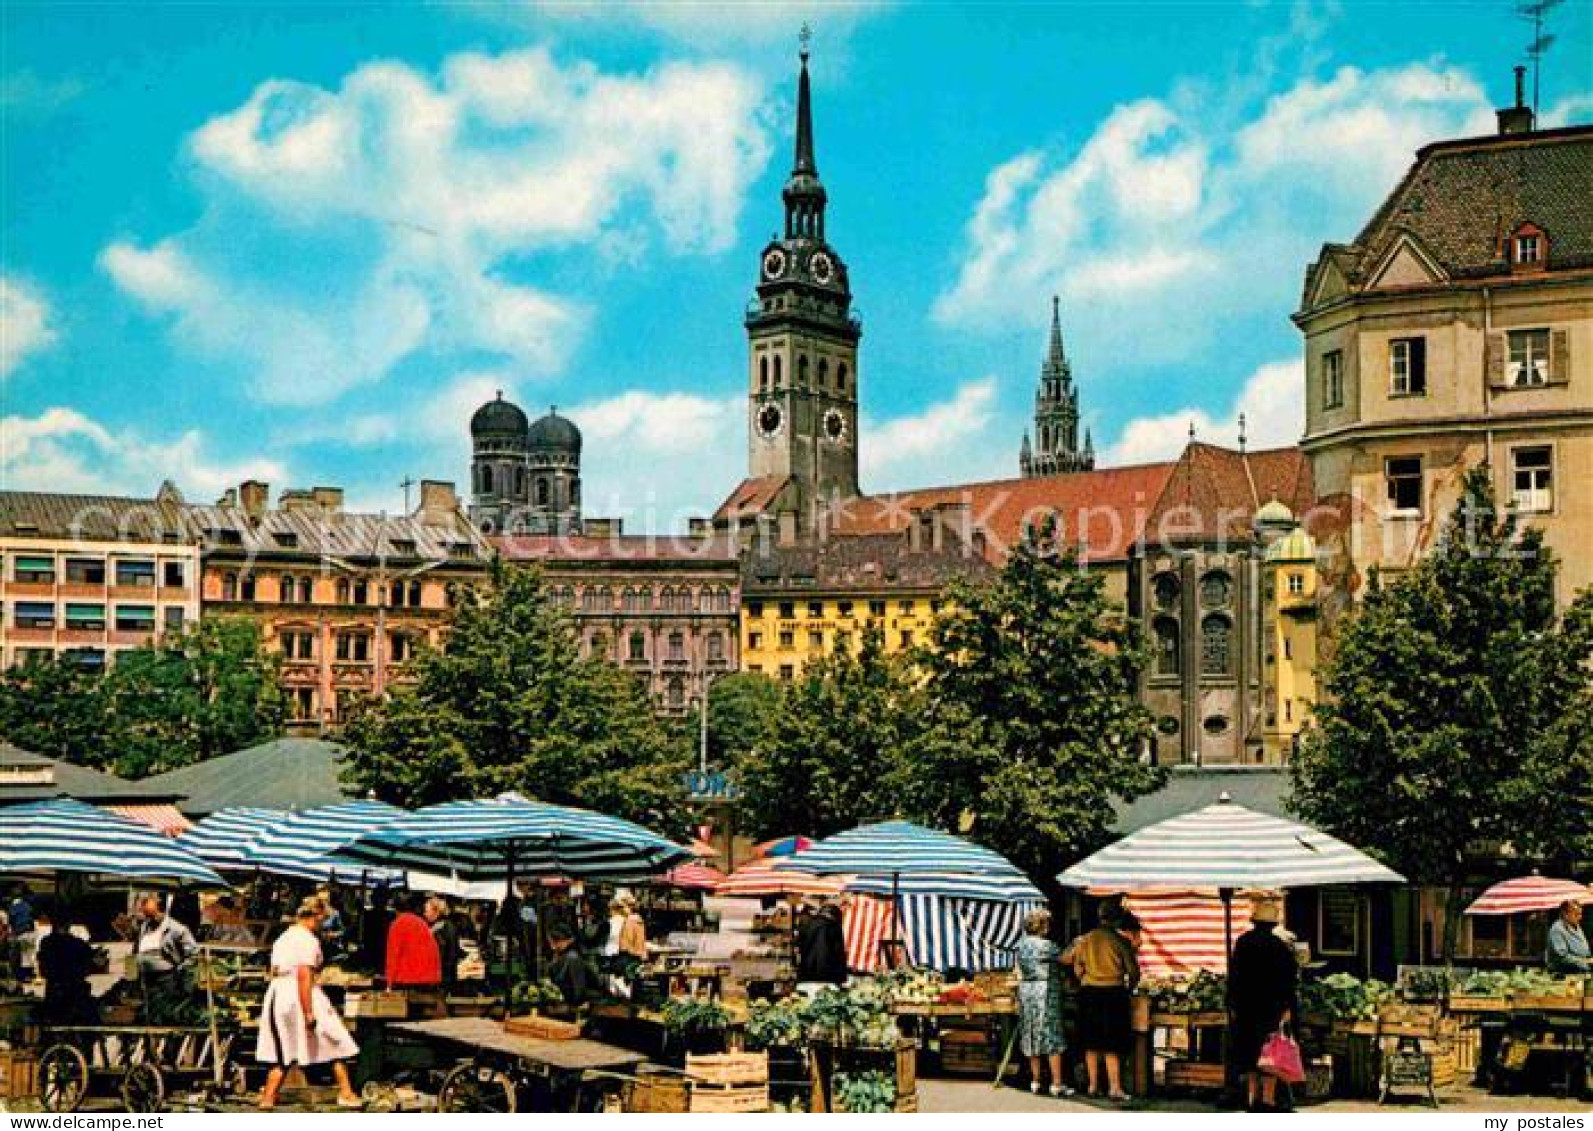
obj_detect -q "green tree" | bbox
[705,671,782,770]
[0,652,109,764]
[1291,469,1593,958]
[341,561,690,830]
[908,521,1164,881]
[730,627,937,839]
[104,617,285,777]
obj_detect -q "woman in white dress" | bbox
[256,899,361,1109]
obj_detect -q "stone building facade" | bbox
[0,485,201,671]
[469,393,583,536]
[1297,101,1593,619]
[495,531,740,714]
[192,479,490,730]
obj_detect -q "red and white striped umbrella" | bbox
[1464,875,1591,916]
[661,863,726,891]
[715,858,846,898]
[1122,890,1255,976]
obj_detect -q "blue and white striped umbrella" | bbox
[1056,795,1405,891]
[239,801,406,882]
[338,798,693,882]
[0,798,226,886]
[178,807,286,870]
[775,820,1033,887]
[901,895,1040,972]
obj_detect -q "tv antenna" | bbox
[1516,0,1564,117]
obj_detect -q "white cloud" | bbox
[860,378,1006,490]
[1,407,286,499]
[0,276,57,378]
[1106,358,1303,464]
[103,47,771,405]
[935,62,1513,357]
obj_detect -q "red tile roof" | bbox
[713,475,792,522]
[1146,444,1314,545]
[493,533,739,565]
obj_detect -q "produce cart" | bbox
[35,1024,246,1112]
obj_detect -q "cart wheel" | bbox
[121,1063,165,1113]
[437,1064,517,1113]
[38,1044,89,1113]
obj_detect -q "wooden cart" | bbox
[35,1024,245,1112]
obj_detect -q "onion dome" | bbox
[471,391,530,438]
[527,407,582,455]
[1254,496,1295,529]
[1264,525,1318,563]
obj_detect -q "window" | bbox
[162,561,186,587]
[1389,337,1426,396]
[778,630,794,649]
[352,580,368,605]
[282,630,314,661]
[222,573,238,601]
[1385,456,1423,515]
[773,356,782,387]
[898,630,914,648]
[1514,233,1541,265]
[13,602,55,629]
[289,687,317,723]
[1287,573,1305,596]
[667,678,685,708]
[335,578,351,604]
[65,603,106,630]
[759,356,769,391]
[65,558,106,585]
[837,600,854,617]
[537,479,550,507]
[1200,572,1232,607]
[1321,350,1344,410]
[1318,889,1360,957]
[778,664,794,682]
[273,532,299,549]
[747,601,764,618]
[778,601,795,619]
[481,465,494,494]
[834,631,851,652]
[706,633,724,664]
[1152,616,1180,676]
[390,633,414,663]
[1200,614,1232,676]
[836,363,848,393]
[807,601,824,618]
[668,632,685,661]
[818,359,829,388]
[748,631,763,650]
[899,600,915,613]
[114,606,155,632]
[1512,446,1553,513]
[13,556,54,584]
[1508,329,1551,387]
[629,632,646,661]
[114,560,155,588]
[808,630,824,650]
[164,607,184,632]
[64,647,105,671]
[868,600,886,617]
[797,355,809,388]
[239,574,256,602]
[280,576,298,603]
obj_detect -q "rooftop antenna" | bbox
[1238,412,1248,453]
[1516,0,1564,118]
[399,476,416,512]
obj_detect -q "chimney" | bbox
[310,487,344,512]
[417,480,458,523]
[1497,66,1534,135]
[238,480,269,519]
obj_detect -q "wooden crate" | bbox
[443,995,496,1019]
[690,1082,769,1113]
[624,1068,690,1113]
[687,1051,768,1086]
[1510,994,1582,1011]
[345,991,408,1019]
[1446,995,1508,1013]
[1163,1060,1225,1090]
[504,1013,582,1040]
[1,1050,38,1100]
[939,1026,996,1076]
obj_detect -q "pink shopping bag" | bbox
[1257,1029,1306,1084]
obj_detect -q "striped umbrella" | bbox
[716,858,846,898]
[1121,890,1255,977]
[240,801,406,882]
[0,798,225,886]
[846,894,1040,974]
[753,835,814,858]
[1056,795,1405,891]
[178,807,286,870]
[660,863,727,891]
[1465,875,1592,916]
[338,797,693,882]
[844,870,1042,902]
[773,820,1028,880]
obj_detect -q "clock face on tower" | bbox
[762,248,788,280]
[822,408,847,442]
[810,251,835,285]
[756,403,784,439]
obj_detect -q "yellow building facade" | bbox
[1261,522,1319,763]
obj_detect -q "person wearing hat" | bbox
[1227,893,1298,1112]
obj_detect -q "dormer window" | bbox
[1510,222,1547,274]
[1515,234,1540,264]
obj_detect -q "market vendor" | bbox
[257,899,362,1110]
[36,905,97,1026]
[135,892,199,1023]
[546,924,590,1007]
[1546,899,1589,974]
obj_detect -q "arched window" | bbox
[1153,616,1180,676]
[818,359,829,388]
[1153,572,1180,609]
[797,355,809,388]
[408,580,422,608]
[515,467,526,497]
[836,363,848,393]
[1200,571,1233,607]
[759,356,770,391]
[1201,614,1232,676]
[628,631,646,661]
[537,478,550,507]
[481,465,494,494]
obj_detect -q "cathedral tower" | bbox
[744,35,861,527]
[1021,296,1094,477]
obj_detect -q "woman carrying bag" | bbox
[1227,893,1299,1112]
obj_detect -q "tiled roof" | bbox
[1304,125,1593,304]
[743,532,993,593]
[1146,444,1315,545]
[0,490,191,544]
[494,533,739,565]
[714,475,792,522]
[1112,766,1289,833]
[830,462,1179,565]
[185,503,489,563]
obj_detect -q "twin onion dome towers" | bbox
[468,34,1088,535]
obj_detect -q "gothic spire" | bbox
[793,26,817,176]
[782,27,827,241]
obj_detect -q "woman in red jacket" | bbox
[384,893,441,988]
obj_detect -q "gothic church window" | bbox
[1153,616,1180,676]
[818,359,829,388]
[797,355,809,388]
[1201,614,1232,676]
[773,356,782,388]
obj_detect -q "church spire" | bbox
[782,26,827,241]
[1021,295,1093,478]
[793,25,817,176]
[1043,294,1070,386]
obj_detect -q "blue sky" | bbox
[3,1,1589,529]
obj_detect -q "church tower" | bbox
[1020,296,1094,477]
[745,33,861,528]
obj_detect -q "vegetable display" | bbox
[1297,972,1394,1021]
[661,997,731,1037]
[1140,970,1227,1014]
[1458,969,1581,998]
[831,1070,896,1113]
[509,979,564,1013]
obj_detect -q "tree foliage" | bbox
[908,523,1166,880]
[1290,469,1593,955]
[341,561,690,831]
[0,616,283,777]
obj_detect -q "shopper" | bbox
[1066,905,1138,1101]
[257,900,361,1110]
[1015,908,1072,1097]
[1228,894,1299,1112]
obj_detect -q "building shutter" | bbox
[1550,329,1569,383]
[1485,334,1506,386]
